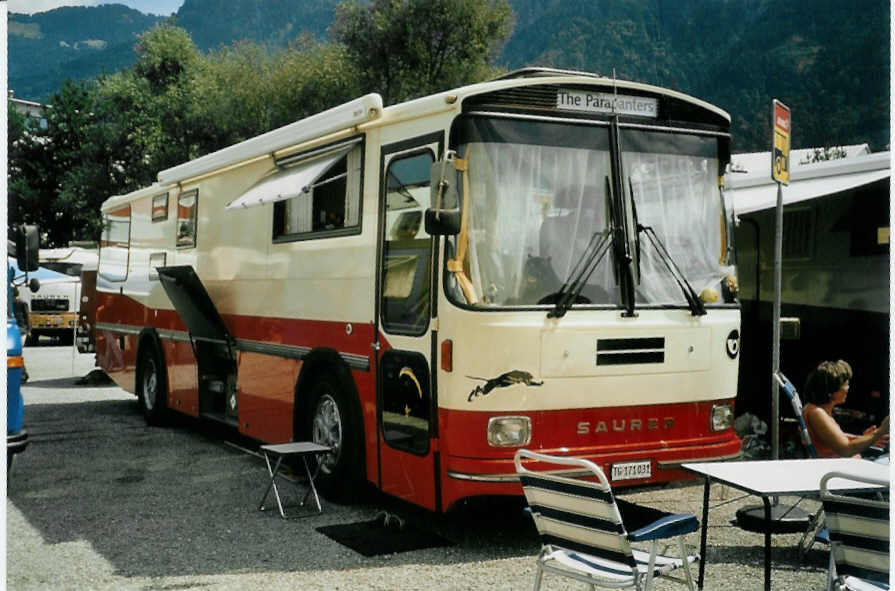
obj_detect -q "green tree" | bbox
[331,0,515,104]
[267,34,363,128]
[8,80,100,247]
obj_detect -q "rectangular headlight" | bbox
[487,416,531,447]
[711,404,734,431]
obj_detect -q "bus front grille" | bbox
[596,337,665,366]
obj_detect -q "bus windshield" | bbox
[448,115,731,309]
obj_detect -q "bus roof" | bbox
[102,71,729,212]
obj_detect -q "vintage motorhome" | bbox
[96,69,742,511]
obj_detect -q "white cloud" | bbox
[9,0,182,16]
[9,0,100,14]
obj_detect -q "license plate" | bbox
[611,460,652,481]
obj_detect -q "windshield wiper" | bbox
[637,224,706,316]
[547,230,613,319]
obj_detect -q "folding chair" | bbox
[776,371,818,459]
[514,449,699,591]
[776,371,830,558]
[820,470,890,591]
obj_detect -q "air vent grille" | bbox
[596,337,665,366]
[465,85,560,111]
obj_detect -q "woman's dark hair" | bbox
[804,360,853,404]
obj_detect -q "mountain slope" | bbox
[8,0,890,152]
[8,5,163,100]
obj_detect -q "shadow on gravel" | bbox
[8,398,540,579]
[706,542,828,570]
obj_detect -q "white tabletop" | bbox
[260,441,331,455]
[682,458,889,496]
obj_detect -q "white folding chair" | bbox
[820,471,890,591]
[515,449,699,591]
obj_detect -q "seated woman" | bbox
[802,360,889,458]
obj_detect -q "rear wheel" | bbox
[138,342,167,425]
[307,374,363,500]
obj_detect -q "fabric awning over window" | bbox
[226,142,355,210]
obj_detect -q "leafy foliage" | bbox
[331,0,514,105]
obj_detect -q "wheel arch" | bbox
[293,348,362,438]
[295,349,366,469]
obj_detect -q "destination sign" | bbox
[557,89,658,118]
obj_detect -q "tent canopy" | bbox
[725,147,890,214]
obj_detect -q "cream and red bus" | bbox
[96,68,741,511]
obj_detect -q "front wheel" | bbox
[137,341,168,425]
[307,375,363,501]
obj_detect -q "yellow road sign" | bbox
[772,100,791,185]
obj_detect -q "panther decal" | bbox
[466,370,544,402]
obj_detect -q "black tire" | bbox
[306,374,364,501]
[137,340,168,425]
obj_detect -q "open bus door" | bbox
[376,137,442,511]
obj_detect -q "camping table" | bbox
[258,442,332,518]
[683,458,889,591]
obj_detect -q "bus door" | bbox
[376,137,441,511]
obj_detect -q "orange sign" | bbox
[772,100,791,185]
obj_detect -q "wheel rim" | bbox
[311,393,342,474]
[142,356,157,411]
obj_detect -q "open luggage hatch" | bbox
[157,266,238,426]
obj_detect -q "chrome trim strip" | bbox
[156,328,192,343]
[235,339,309,360]
[449,450,744,482]
[657,451,743,469]
[447,468,592,483]
[95,322,142,336]
[96,322,370,371]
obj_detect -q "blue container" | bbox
[7,265,28,465]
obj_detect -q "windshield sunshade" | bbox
[226,143,354,210]
[445,116,730,310]
[448,116,616,307]
[620,129,730,305]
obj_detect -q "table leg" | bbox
[697,478,710,590]
[299,454,323,513]
[259,453,286,518]
[763,497,771,591]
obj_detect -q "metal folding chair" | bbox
[515,449,699,591]
[820,470,890,591]
[776,371,831,558]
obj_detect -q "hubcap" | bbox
[312,393,342,474]
[143,357,157,411]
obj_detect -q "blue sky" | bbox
[9,1,184,16]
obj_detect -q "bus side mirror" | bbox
[424,209,461,235]
[425,156,461,236]
[29,278,40,293]
[15,225,39,272]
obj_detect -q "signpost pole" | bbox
[770,99,791,461]
[771,180,783,460]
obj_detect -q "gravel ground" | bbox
[7,345,835,590]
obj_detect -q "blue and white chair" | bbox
[514,449,699,591]
[776,371,818,459]
[820,470,889,591]
[775,371,830,558]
